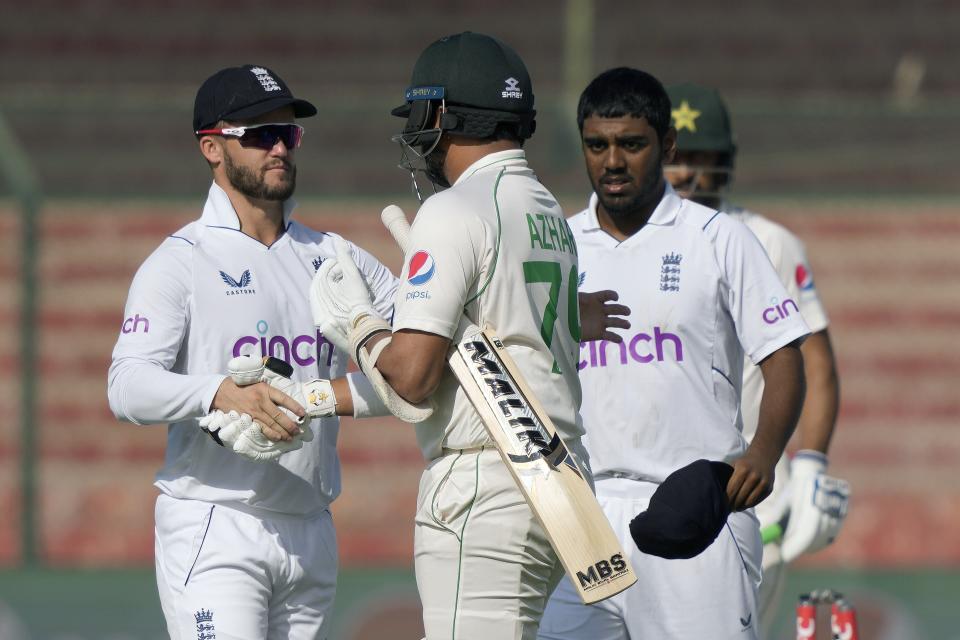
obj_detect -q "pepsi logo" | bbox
[795,264,815,291]
[407,250,436,286]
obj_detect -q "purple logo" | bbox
[579,327,683,369]
[232,320,334,368]
[762,298,799,324]
[121,313,150,334]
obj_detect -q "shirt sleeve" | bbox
[391,194,486,338]
[107,239,226,425]
[711,216,811,364]
[775,229,830,334]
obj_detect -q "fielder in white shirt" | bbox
[539,68,809,640]
[665,82,848,637]
[107,65,397,640]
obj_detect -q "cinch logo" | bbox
[407,250,435,286]
[579,328,683,369]
[795,264,815,291]
[121,313,150,334]
[502,77,523,100]
[576,554,628,589]
[232,320,334,368]
[763,298,799,324]
[220,269,255,296]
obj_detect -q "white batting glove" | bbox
[780,450,850,562]
[310,239,387,360]
[199,410,302,462]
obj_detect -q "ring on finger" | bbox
[272,412,283,423]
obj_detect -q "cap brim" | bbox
[222,96,318,124]
[391,103,412,118]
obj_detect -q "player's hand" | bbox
[726,448,776,511]
[199,410,303,462]
[780,451,850,562]
[310,239,381,356]
[211,377,304,442]
[578,290,631,342]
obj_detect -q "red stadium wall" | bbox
[0,199,957,568]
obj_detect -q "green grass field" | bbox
[0,567,956,639]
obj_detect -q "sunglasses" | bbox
[195,123,304,150]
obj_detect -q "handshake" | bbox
[199,355,338,462]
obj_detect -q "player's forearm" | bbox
[796,330,840,454]
[107,357,226,425]
[751,343,806,464]
[373,330,450,404]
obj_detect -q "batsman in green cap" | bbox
[664,83,850,636]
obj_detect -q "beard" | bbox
[596,159,664,219]
[223,153,297,201]
[424,145,450,189]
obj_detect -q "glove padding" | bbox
[780,450,850,562]
[310,238,382,357]
[199,410,301,462]
[310,239,433,423]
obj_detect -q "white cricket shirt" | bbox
[392,150,584,459]
[570,186,810,482]
[726,205,829,442]
[108,182,397,516]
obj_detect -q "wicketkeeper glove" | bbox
[199,355,338,461]
[780,450,850,562]
[310,239,433,423]
[199,409,299,462]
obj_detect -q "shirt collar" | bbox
[199,181,297,230]
[453,149,528,186]
[582,181,682,232]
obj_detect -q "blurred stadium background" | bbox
[1,0,958,637]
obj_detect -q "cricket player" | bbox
[107,65,398,639]
[664,83,849,636]
[309,32,594,639]
[538,67,810,640]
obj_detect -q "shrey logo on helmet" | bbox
[407,250,436,286]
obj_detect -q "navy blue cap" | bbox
[629,459,734,560]
[193,64,317,132]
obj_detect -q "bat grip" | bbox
[381,205,411,254]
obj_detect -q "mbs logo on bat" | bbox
[577,553,629,589]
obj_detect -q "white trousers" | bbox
[154,494,337,640]
[415,446,586,640]
[539,478,762,640]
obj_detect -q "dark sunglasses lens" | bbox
[240,125,302,149]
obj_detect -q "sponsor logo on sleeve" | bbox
[219,269,256,295]
[795,263,816,291]
[407,250,435,286]
[121,313,150,334]
[762,297,799,324]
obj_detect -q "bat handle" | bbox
[381,204,411,254]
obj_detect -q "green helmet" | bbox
[666,83,736,157]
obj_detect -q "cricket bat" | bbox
[382,205,637,604]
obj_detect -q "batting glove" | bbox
[780,450,850,562]
[199,410,302,462]
[310,239,388,360]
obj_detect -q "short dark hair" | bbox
[577,67,672,142]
